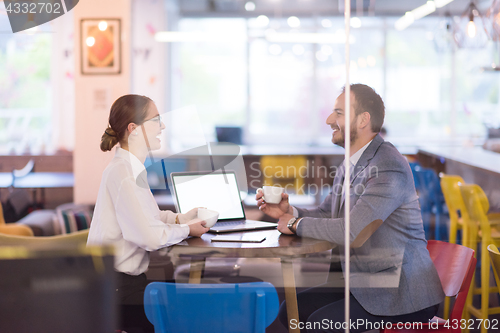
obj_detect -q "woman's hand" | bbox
[177,207,203,224]
[187,218,210,237]
[256,191,292,219]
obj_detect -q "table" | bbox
[0,172,74,205]
[169,229,334,333]
[0,172,74,188]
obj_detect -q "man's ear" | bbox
[358,112,371,129]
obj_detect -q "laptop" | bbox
[170,171,277,233]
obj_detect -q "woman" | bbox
[87,94,209,332]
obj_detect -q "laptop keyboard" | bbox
[216,221,245,225]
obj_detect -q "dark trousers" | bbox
[278,284,439,333]
[116,272,155,333]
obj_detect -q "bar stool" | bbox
[439,174,468,319]
[460,183,500,333]
[440,174,466,245]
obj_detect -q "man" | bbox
[256,84,444,333]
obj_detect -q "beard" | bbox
[332,117,358,148]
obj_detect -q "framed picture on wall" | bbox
[81,18,121,75]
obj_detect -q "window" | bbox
[170,18,247,150]
[166,15,495,148]
[0,16,52,155]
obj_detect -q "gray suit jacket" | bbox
[296,134,445,316]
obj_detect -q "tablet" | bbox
[211,234,266,243]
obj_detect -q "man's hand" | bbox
[256,191,293,219]
[277,213,295,235]
[187,218,210,237]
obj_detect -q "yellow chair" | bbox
[440,174,467,246]
[440,174,470,320]
[488,244,500,296]
[0,202,34,237]
[439,174,500,247]
[0,229,89,246]
[260,156,308,194]
[460,183,500,333]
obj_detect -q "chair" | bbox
[0,201,34,236]
[439,174,469,320]
[380,240,476,333]
[260,156,308,194]
[11,159,35,182]
[409,162,422,190]
[440,174,500,247]
[460,183,500,333]
[56,203,93,234]
[144,281,279,333]
[412,165,446,240]
[0,229,89,246]
[487,244,500,296]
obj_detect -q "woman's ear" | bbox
[127,123,137,135]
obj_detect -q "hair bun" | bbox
[100,127,119,152]
[104,127,117,137]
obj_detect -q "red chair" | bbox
[380,240,476,333]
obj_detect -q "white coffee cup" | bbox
[197,208,219,228]
[257,186,284,204]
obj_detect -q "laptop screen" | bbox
[171,172,245,220]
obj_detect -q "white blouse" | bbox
[87,148,189,275]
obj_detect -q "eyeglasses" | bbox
[143,114,162,128]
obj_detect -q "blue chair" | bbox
[144,282,279,333]
[409,162,422,191]
[411,164,447,240]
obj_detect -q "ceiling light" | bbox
[287,16,300,28]
[435,0,454,8]
[395,12,415,31]
[467,20,476,37]
[256,15,270,27]
[350,17,362,28]
[245,1,256,11]
[454,1,489,48]
[395,1,447,30]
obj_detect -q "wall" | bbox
[131,0,166,114]
[73,0,131,204]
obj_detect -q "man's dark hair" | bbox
[342,84,385,133]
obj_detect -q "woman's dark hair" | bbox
[100,94,153,152]
[342,84,385,133]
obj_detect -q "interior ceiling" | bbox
[178,0,493,17]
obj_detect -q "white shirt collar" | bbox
[349,139,373,167]
[115,147,146,180]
